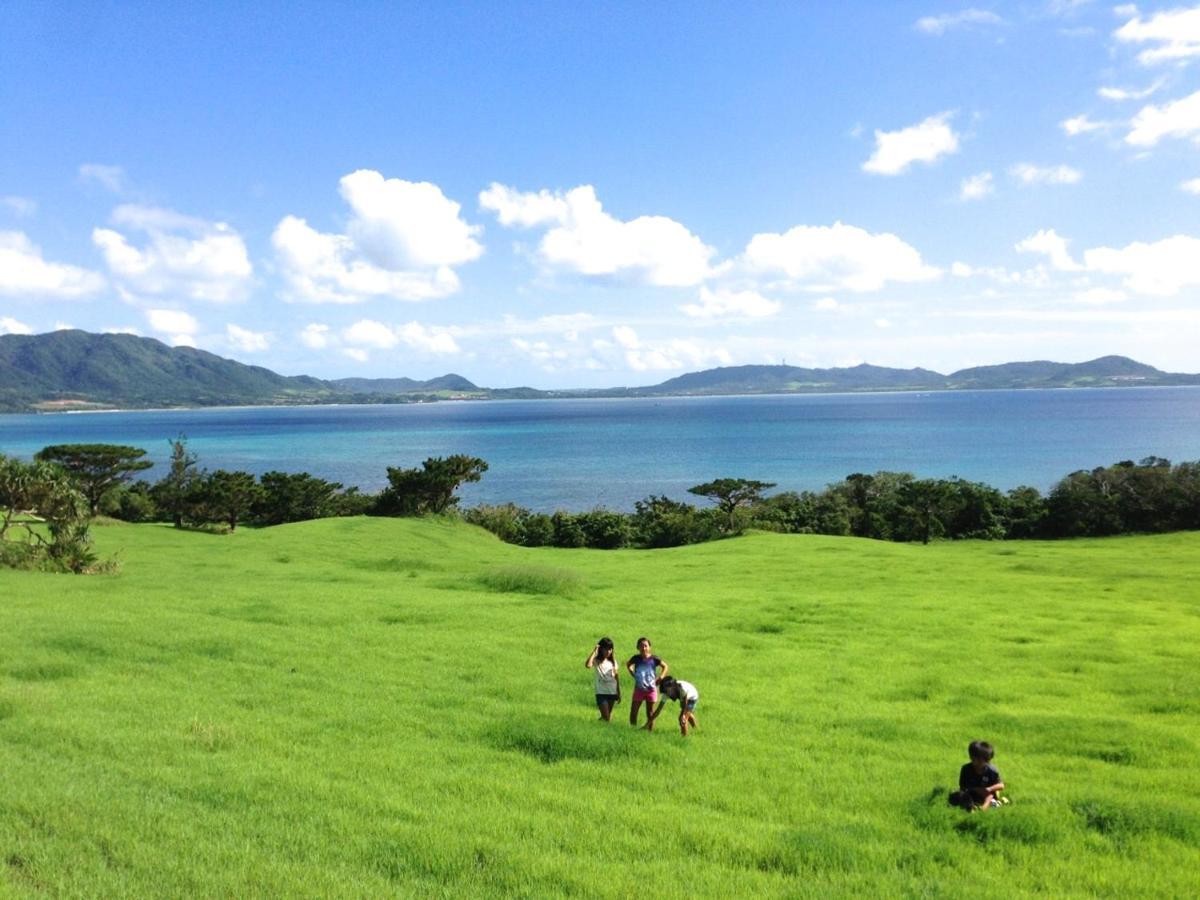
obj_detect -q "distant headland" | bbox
[2,329,1197,414]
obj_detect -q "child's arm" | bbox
[987,778,1006,795]
[656,658,670,682]
[584,645,599,668]
[648,698,666,721]
[614,669,621,702]
[626,657,637,676]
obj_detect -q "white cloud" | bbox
[93,205,252,303]
[480,183,715,286]
[78,163,127,193]
[1015,228,1083,271]
[679,286,781,319]
[1182,177,1200,195]
[812,296,841,311]
[1060,114,1111,135]
[274,170,481,304]
[0,316,33,335]
[874,318,892,329]
[341,318,461,355]
[862,113,959,175]
[1,196,36,218]
[1125,89,1200,147]
[299,323,332,349]
[397,321,461,355]
[951,261,975,277]
[1115,6,1200,65]
[101,326,141,336]
[226,324,270,352]
[1098,79,1163,101]
[1010,163,1083,185]
[1070,287,1126,304]
[343,319,398,349]
[959,171,995,200]
[914,9,1003,35]
[343,348,369,363]
[146,308,199,336]
[743,221,940,292]
[1083,235,1200,295]
[604,325,733,372]
[0,231,106,298]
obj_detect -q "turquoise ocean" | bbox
[2,387,1199,512]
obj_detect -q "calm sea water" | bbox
[2,388,1199,512]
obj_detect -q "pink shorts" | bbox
[632,687,658,703]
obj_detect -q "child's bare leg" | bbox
[678,713,688,736]
[645,703,656,731]
[629,699,642,726]
[687,712,697,731]
[599,701,612,722]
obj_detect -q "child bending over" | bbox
[651,675,699,736]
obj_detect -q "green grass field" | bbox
[2,519,1198,897]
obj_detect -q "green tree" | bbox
[152,435,200,528]
[0,454,95,572]
[374,455,488,516]
[35,443,153,515]
[199,470,261,532]
[254,471,345,525]
[687,478,776,532]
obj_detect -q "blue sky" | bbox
[2,1,1199,386]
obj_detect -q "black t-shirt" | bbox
[959,762,1001,792]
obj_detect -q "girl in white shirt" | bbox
[584,637,621,722]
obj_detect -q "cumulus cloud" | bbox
[226,324,270,352]
[1,316,33,335]
[608,326,733,372]
[341,318,461,356]
[299,323,332,349]
[93,205,252,303]
[1115,5,1200,65]
[1182,177,1200,195]
[1070,287,1127,305]
[1,196,36,218]
[274,170,481,304]
[742,222,940,292]
[914,9,1003,35]
[1125,89,1200,147]
[145,308,199,346]
[959,171,995,200]
[1015,228,1083,271]
[862,113,959,175]
[78,163,127,193]
[1098,79,1163,101]
[1083,235,1200,295]
[479,183,714,286]
[812,296,841,311]
[1060,114,1111,135]
[0,231,106,298]
[679,286,781,319]
[1010,163,1083,185]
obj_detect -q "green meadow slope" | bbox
[1,520,1198,897]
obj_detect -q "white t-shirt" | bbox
[677,680,699,703]
[593,658,618,694]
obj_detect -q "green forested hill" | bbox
[2,330,1197,412]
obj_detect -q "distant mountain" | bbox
[1,331,1196,414]
[640,363,946,395]
[630,356,1199,396]
[0,331,476,413]
[330,374,479,394]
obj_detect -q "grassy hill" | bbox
[1,519,1197,895]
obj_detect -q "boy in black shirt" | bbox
[949,740,1006,810]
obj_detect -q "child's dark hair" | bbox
[596,636,614,661]
[968,740,995,761]
[636,636,650,647]
[658,676,678,695]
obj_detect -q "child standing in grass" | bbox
[626,637,668,730]
[950,740,1007,810]
[585,637,621,722]
[650,675,699,736]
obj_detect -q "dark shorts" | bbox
[595,693,619,708]
[683,698,698,712]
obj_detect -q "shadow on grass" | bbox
[488,715,673,765]
[476,566,586,599]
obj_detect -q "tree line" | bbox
[3,438,1198,572]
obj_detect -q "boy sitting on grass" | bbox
[950,740,1007,811]
[650,676,699,736]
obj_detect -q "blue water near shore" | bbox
[3,387,1199,512]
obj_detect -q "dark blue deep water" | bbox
[3,388,1199,511]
